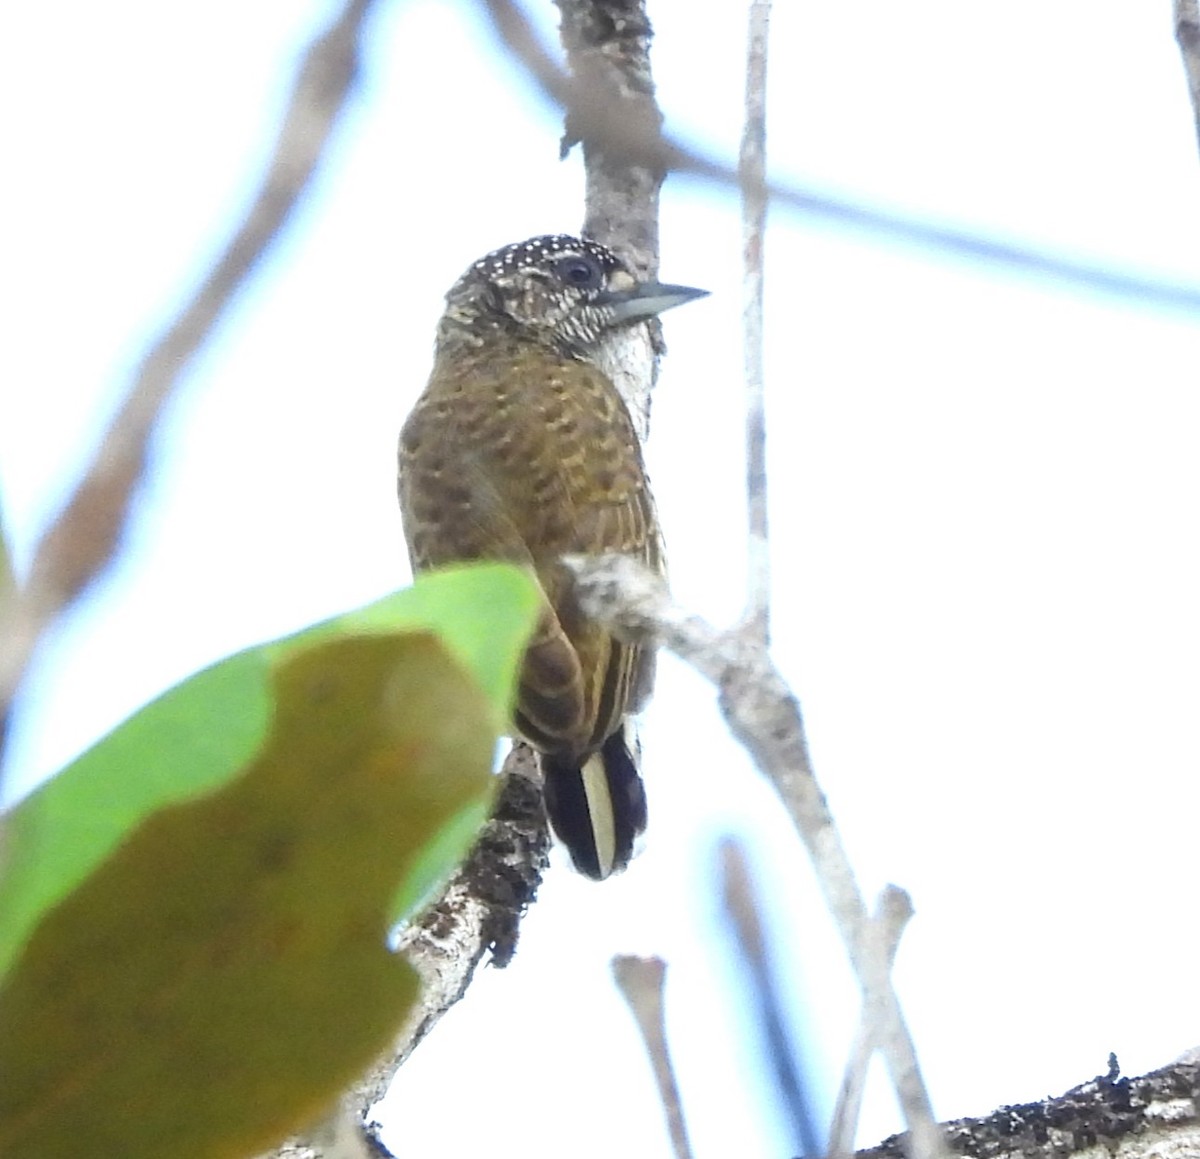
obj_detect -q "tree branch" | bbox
[552,0,669,435]
[738,0,771,646]
[554,0,664,274]
[612,955,695,1159]
[860,1058,1200,1159]
[564,553,949,1159]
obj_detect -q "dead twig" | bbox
[612,955,695,1159]
[739,0,772,646]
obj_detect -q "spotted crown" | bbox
[469,234,626,278]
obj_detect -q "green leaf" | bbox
[0,563,539,1158]
[0,562,537,982]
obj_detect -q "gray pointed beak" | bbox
[601,282,709,324]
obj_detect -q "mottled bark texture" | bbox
[861,1060,1200,1159]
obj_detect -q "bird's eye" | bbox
[555,254,603,289]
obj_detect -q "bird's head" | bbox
[437,234,707,356]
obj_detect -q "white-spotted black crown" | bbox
[469,234,626,279]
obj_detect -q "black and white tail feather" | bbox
[539,721,647,880]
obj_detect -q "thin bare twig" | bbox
[612,955,695,1159]
[480,0,1200,314]
[1176,0,1200,159]
[739,0,771,647]
[720,838,822,1158]
[828,886,916,1159]
[565,553,949,1159]
[0,0,380,758]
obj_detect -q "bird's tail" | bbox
[540,723,648,880]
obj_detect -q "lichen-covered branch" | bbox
[861,1058,1200,1159]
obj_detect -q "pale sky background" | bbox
[3,2,1199,1157]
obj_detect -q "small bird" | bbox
[397,234,706,879]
